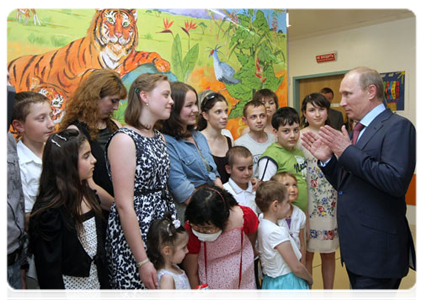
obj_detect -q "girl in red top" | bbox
[182,186,258,289]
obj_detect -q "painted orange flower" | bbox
[181,20,197,37]
[158,18,174,35]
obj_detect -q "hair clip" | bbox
[51,139,61,148]
[172,219,181,229]
[56,134,67,141]
[166,223,173,237]
[134,87,140,94]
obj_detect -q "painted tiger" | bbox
[8,9,171,101]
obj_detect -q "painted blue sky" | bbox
[159,9,287,33]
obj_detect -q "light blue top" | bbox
[163,130,219,204]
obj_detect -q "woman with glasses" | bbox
[197,90,233,184]
[160,82,223,222]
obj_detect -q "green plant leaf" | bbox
[182,43,199,82]
[171,34,183,81]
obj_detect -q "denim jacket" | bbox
[163,131,219,203]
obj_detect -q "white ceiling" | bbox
[287,9,415,40]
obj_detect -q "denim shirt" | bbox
[163,131,219,203]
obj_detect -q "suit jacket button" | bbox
[339,191,343,195]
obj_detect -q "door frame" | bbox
[292,70,348,111]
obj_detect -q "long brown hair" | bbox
[59,69,127,140]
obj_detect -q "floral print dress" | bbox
[299,130,339,253]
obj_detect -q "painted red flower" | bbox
[158,18,174,35]
[311,179,317,188]
[181,20,197,37]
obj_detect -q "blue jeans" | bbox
[7,260,22,289]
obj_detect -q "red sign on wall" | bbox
[316,52,337,63]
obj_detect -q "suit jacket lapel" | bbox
[356,109,392,149]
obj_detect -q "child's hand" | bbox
[139,261,158,289]
[189,287,214,300]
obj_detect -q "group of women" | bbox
[55,70,235,289]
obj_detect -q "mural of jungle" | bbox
[7,9,287,139]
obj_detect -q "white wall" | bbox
[287,17,417,225]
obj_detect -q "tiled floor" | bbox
[310,225,416,289]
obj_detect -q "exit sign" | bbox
[316,52,337,63]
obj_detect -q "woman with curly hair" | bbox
[59,69,127,210]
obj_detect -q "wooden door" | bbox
[298,74,346,122]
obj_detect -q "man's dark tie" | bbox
[352,122,365,145]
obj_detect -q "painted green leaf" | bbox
[171,34,183,81]
[182,43,199,82]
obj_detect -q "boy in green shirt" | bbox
[258,107,308,212]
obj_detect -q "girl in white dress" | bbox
[147,213,191,289]
[298,93,339,289]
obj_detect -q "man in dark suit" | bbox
[302,67,416,289]
[321,87,344,131]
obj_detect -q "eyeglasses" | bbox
[189,222,220,234]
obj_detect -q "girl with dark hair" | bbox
[298,93,338,289]
[28,129,109,289]
[146,212,190,289]
[197,91,232,184]
[106,73,176,289]
[182,186,258,289]
[160,82,222,221]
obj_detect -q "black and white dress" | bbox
[105,128,175,289]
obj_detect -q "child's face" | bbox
[278,176,298,203]
[242,105,267,133]
[202,100,228,130]
[273,122,300,151]
[226,155,253,187]
[78,140,97,181]
[303,102,328,129]
[170,233,189,265]
[18,102,54,144]
[260,96,277,119]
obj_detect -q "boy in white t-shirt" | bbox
[223,146,258,215]
[234,100,275,179]
[11,91,54,288]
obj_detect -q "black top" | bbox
[71,120,115,196]
[212,136,232,184]
[28,191,109,289]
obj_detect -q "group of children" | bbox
[10,80,337,290]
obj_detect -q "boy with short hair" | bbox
[11,91,54,288]
[235,100,276,178]
[223,146,258,215]
[258,107,308,213]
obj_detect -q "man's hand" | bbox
[301,130,333,162]
[319,125,351,157]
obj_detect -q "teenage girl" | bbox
[197,91,232,184]
[299,93,338,289]
[182,186,258,289]
[28,129,109,289]
[255,180,313,289]
[146,212,190,289]
[271,172,307,265]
